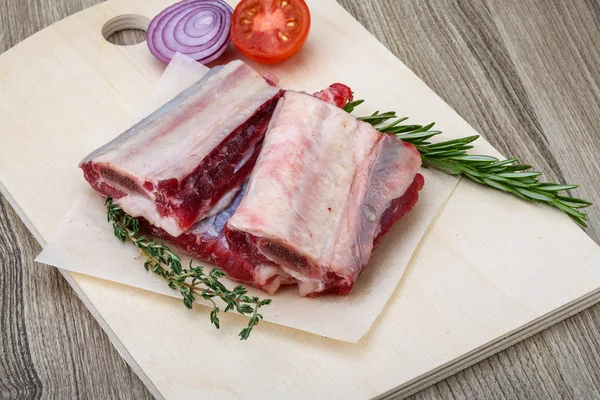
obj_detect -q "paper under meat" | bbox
[133,52,210,120]
[36,55,459,342]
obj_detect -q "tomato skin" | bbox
[231,0,311,65]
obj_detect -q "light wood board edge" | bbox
[378,288,600,399]
[4,153,600,400]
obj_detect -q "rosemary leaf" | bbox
[342,99,364,113]
[535,184,579,192]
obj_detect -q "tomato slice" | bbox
[231,0,311,64]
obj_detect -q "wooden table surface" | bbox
[2,0,600,398]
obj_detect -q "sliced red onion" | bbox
[147,0,233,64]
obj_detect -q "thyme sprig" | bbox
[345,101,592,227]
[106,198,271,340]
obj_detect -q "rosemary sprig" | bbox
[345,102,592,227]
[106,198,271,340]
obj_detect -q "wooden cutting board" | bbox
[1,0,600,399]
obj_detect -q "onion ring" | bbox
[147,0,233,64]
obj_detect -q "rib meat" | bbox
[226,91,423,296]
[313,83,354,108]
[138,183,296,295]
[80,60,283,237]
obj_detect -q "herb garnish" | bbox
[106,198,271,340]
[345,100,592,227]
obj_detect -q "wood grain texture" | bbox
[1,0,599,399]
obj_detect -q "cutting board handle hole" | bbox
[102,14,150,46]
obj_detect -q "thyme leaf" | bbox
[106,199,271,340]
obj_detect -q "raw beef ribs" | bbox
[226,91,423,296]
[130,82,360,295]
[80,60,283,237]
[81,59,421,296]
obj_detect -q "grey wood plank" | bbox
[1,0,600,399]
[0,199,153,400]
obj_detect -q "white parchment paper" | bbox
[36,55,458,342]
